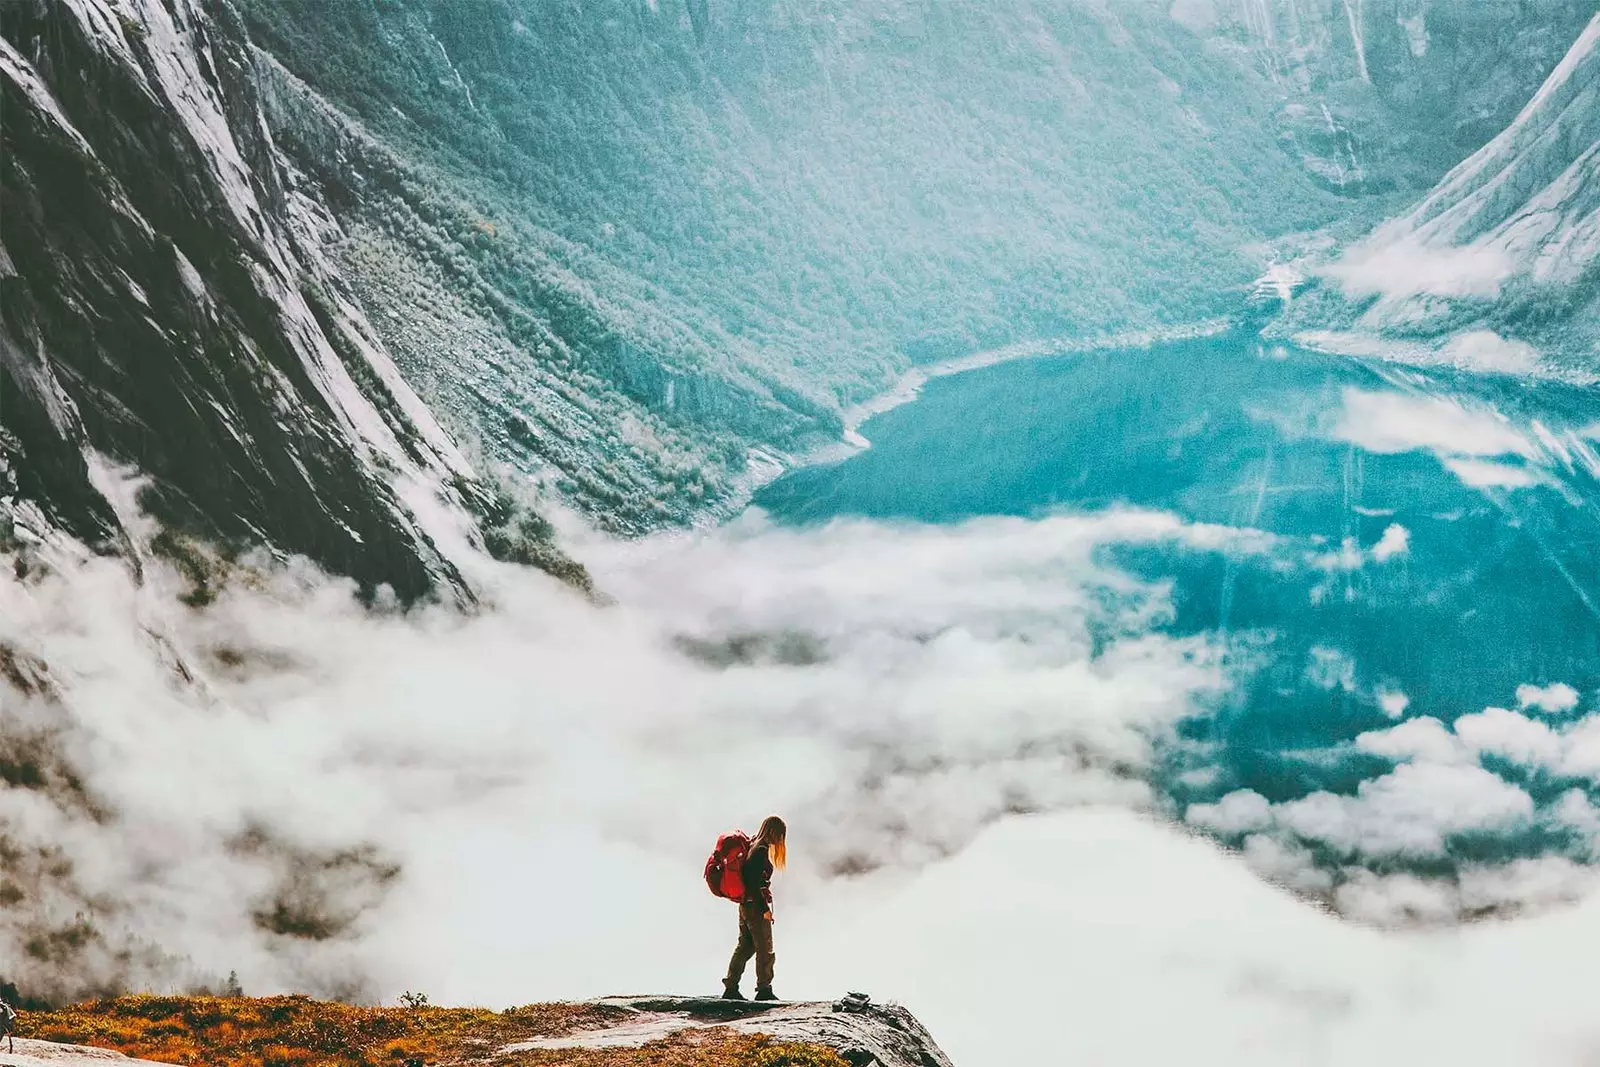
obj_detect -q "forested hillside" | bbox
[3,0,1588,586]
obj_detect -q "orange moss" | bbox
[16,994,847,1067]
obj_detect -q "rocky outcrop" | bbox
[508,995,955,1067]
[7,995,956,1066]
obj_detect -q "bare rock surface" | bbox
[0,1038,171,1066]
[504,994,955,1067]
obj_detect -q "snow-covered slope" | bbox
[1278,12,1600,374]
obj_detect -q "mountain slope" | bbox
[227,0,1396,531]
[4,0,1589,593]
[1177,0,1596,195]
[1277,11,1600,374]
[0,0,482,598]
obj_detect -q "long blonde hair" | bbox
[754,815,787,870]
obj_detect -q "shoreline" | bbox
[832,316,1234,456]
[710,317,1235,521]
[840,317,1234,448]
[778,315,1589,499]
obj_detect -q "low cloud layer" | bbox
[1189,696,1600,926]
[1322,237,1512,302]
[0,506,1250,1003]
[6,498,1600,1064]
[807,808,1600,1066]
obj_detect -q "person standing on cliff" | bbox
[722,815,786,1002]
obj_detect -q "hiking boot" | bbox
[754,986,778,1002]
[721,982,747,1001]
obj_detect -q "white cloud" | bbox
[11,493,1600,1066]
[1308,535,1367,573]
[1454,707,1563,766]
[1377,688,1411,719]
[1457,857,1598,915]
[1356,716,1464,764]
[0,506,1246,1002]
[1552,789,1600,849]
[1186,789,1272,836]
[1307,646,1358,692]
[1371,523,1410,562]
[797,808,1600,1066]
[1322,235,1511,301]
[1275,762,1533,858]
[1341,695,1600,791]
[1332,388,1533,459]
[1240,832,1334,893]
[1442,330,1542,375]
[1325,388,1557,493]
[1334,868,1459,926]
[1519,682,1581,714]
[1299,856,1597,928]
[1557,719,1600,779]
[1444,457,1543,489]
[1308,525,1410,574]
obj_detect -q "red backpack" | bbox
[705,831,751,899]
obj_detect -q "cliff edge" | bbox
[512,995,955,1067]
[12,992,957,1067]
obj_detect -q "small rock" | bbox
[832,991,872,1013]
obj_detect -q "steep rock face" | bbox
[242,42,787,534]
[1274,12,1600,372]
[0,0,484,597]
[1174,0,1595,195]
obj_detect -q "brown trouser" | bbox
[724,900,774,990]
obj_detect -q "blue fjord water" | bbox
[756,332,1600,873]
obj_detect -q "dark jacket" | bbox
[741,842,774,909]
